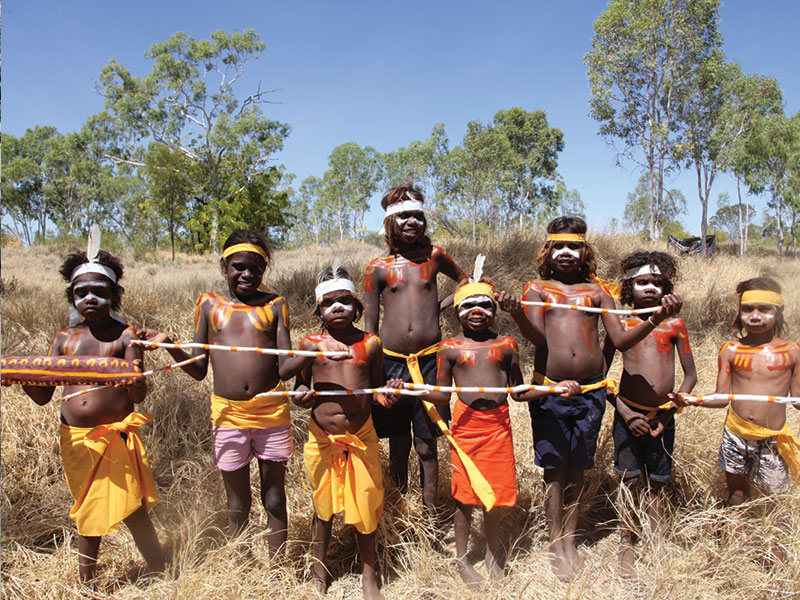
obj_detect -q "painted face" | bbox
[222,251,266,298]
[72,273,116,319]
[393,210,426,244]
[739,302,779,335]
[457,295,496,331]
[550,241,583,271]
[631,273,665,306]
[319,290,357,328]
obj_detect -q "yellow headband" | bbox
[547,233,586,242]
[453,282,496,308]
[222,243,267,261]
[740,290,783,306]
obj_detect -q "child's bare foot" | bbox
[362,572,385,600]
[548,551,573,582]
[488,559,505,581]
[457,558,484,590]
[617,544,636,580]
[311,571,329,596]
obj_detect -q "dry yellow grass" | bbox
[2,235,799,600]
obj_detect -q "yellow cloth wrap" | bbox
[384,344,498,510]
[725,407,800,484]
[590,275,622,300]
[618,394,681,419]
[532,370,618,395]
[59,413,159,537]
[210,381,289,429]
[303,417,383,534]
[221,243,267,260]
[740,290,783,306]
[547,233,585,242]
[453,282,496,308]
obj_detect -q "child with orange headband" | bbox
[498,216,681,580]
[676,277,800,504]
[428,263,580,588]
[141,229,343,556]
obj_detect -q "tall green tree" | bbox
[382,124,452,208]
[585,0,722,242]
[623,173,686,239]
[93,29,290,251]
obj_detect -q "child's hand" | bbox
[652,293,683,324]
[555,380,581,398]
[376,378,404,408]
[134,329,171,348]
[317,339,351,361]
[625,414,651,437]
[668,391,690,408]
[496,291,523,316]
[293,385,315,408]
[647,418,666,438]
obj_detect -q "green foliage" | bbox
[623,174,687,240]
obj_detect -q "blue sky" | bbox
[3,1,798,234]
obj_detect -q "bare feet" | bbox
[487,559,505,581]
[618,543,636,580]
[312,571,329,596]
[362,572,385,600]
[548,551,573,582]
[457,558,484,590]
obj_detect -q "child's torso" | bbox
[618,316,685,403]
[442,335,518,410]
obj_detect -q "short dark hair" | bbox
[734,277,786,336]
[222,229,272,266]
[381,185,431,252]
[619,251,678,306]
[536,216,596,280]
[314,264,364,327]
[59,250,125,311]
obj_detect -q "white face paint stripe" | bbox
[457,295,496,318]
[322,302,355,317]
[633,281,662,294]
[552,247,581,259]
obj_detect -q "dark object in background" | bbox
[668,234,716,256]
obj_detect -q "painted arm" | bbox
[674,321,698,394]
[364,263,380,335]
[425,347,452,406]
[292,338,316,409]
[602,293,682,352]
[123,329,147,404]
[498,284,545,347]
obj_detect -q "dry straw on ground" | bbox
[2,234,799,600]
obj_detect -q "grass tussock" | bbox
[2,234,800,600]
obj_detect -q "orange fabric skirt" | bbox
[450,399,517,508]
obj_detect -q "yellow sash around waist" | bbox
[618,395,680,420]
[210,380,289,429]
[725,407,800,483]
[59,412,159,537]
[532,370,618,396]
[303,417,383,534]
[384,343,498,510]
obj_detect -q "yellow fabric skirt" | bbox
[210,380,289,429]
[725,407,800,483]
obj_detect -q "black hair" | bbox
[59,250,125,311]
[734,277,786,337]
[381,185,431,252]
[314,264,363,328]
[221,229,272,266]
[619,251,678,306]
[536,216,596,280]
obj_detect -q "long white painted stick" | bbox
[686,393,800,406]
[253,387,428,398]
[403,382,567,394]
[131,340,350,358]
[520,301,660,316]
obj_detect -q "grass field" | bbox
[2,233,799,600]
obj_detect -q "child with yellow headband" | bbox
[497,216,682,580]
[676,277,800,503]
[141,229,340,556]
[428,265,580,589]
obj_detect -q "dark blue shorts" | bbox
[371,352,449,439]
[528,374,606,470]
[612,405,675,483]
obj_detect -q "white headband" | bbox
[385,200,425,218]
[624,264,662,280]
[315,278,357,302]
[70,263,118,283]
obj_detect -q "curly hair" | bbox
[734,277,786,337]
[536,216,596,280]
[381,185,431,252]
[59,250,125,311]
[314,264,364,327]
[221,229,272,266]
[619,250,678,306]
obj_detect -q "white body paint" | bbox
[457,295,496,318]
[552,246,581,260]
[322,301,355,317]
[632,281,662,294]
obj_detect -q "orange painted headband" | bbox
[740,290,783,306]
[546,233,586,242]
[222,243,267,261]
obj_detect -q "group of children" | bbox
[18,185,800,596]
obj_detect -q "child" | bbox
[364,185,467,514]
[283,265,397,600]
[678,277,800,504]
[498,216,681,579]
[142,229,309,556]
[428,273,579,588]
[603,251,697,578]
[22,233,164,581]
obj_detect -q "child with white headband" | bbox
[22,226,164,581]
[498,216,682,580]
[602,250,696,579]
[283,263,399,600]
[364,185,467,518]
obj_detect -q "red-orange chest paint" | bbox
[201,292,277,333]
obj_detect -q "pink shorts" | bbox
[211,423,293,471]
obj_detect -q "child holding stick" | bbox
[22,230,164,581]
[428,269,579,588]
[676,277,800,503]
[498,216,681,579]
[282,264,398,600]
[364,185,466,514]
[603,251,697,578]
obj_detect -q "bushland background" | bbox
[2,233,799,600]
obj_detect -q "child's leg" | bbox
[725,472,748,506]
[123,503,165,574]
[413,436,439,516]
[617,475,639,579]
[258,458,288,557]
[483,507,504,580]
[562,464,585,570]
[454,501,482,588]
[356,530,384,600]
[311,516,333,593]
[388,434,412,493]
[220,465,252,536]
[77,535,101,581]
[542,463,569,574]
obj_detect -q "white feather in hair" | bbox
[469,254,486,283]
[87,224,101,263]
